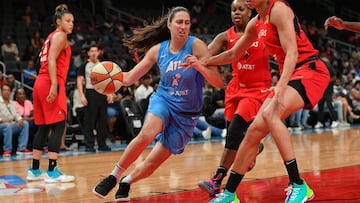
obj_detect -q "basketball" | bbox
[90,61,123,94]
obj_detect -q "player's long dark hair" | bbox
[123,6,190,52]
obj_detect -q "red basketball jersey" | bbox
[226,26,271,86]
[255,0,318,73]
[39,30,71,83]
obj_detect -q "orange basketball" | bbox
[90,61,123,94]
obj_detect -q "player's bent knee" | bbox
[225,115,251,150]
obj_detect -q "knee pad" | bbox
[48,121,66,153]
[32,125,50,151]
[225,114,251,150]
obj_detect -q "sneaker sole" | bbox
[198,182,218,196]
[26,176,44,181]
[44,177,75,183]
[93,187,109,199]
[115,197,130,202]
[306,191,315,202]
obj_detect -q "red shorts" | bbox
[224,80,270,122]
[290,59,330,109]
[33,75,67,125]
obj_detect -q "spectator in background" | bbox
[23,60,37,88]
[6,74,19,100]
[0,84,31,156]
[113,51,129,71]
[31,31,45,53]
[0,69,5,88]
[21,44,37,62]
[193,118,226,139]
[134,73,154,102]
[14,88,36,150]
[1,35,20,62]
[71,47,88,69]
[107,90,124,143]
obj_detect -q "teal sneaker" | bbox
[44,166,75,183]
[26,167,44,181]
[284,179,314,203]
[209,189,240,203]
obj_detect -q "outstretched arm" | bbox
[205,17,257,66]
[184,39,224,88]
[325,16,360,33]
[122,45,158,86]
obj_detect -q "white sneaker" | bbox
[26,167,44,181]
[331,121,340,128]
[314,122,323,129]
[199,116,206,122]
[44,167,75,183]
[340,121,351,127]
[201,127,211,139]
[221,129,227,138]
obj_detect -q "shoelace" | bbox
[55,167,65,175]
[284,184,300,201]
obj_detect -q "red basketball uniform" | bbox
[224,26,272,122]
[256,0,330,109]
[33,30,71,125]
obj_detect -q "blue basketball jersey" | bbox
[156,36,205,113]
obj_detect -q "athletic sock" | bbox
[48,159,57,171]
[214,166,228,184]
[225,171,244,193]
[284,159,303,185]
[32,159,40,170]
[111,164,125,181]
[121,174,133,183]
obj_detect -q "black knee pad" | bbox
[48,121,66,153]
[225,114,251,150]
[33,125,50,151]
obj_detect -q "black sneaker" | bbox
[248,142,264,171]
[115,182,130,201]
[93,175,117,198]
[98,146,111,151]
[85,147,96,153]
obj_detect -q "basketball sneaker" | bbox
[284,179,314,203]
[115,182,131,202]
[93,175,117,198]
[209,189,240,203]
[198,173,222,196]
[44,166,75,183]
[26,167,44,181]
[248,142,264,171]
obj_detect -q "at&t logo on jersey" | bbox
[166,60,190,97]
[237,62,255,70]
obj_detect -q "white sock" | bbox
[110,164,125,181]
[121,174,133,184]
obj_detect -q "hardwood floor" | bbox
[0,127,359,202]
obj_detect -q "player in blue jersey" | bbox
[93,6,224,201]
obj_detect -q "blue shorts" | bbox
[107,106,119,119]
[147,93,198,154]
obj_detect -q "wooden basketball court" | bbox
[0,126,359,202]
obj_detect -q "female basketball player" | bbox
[198,0,271,196]
[93,6,224,201]
[206,0,330,202]
[26,4,75,183]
